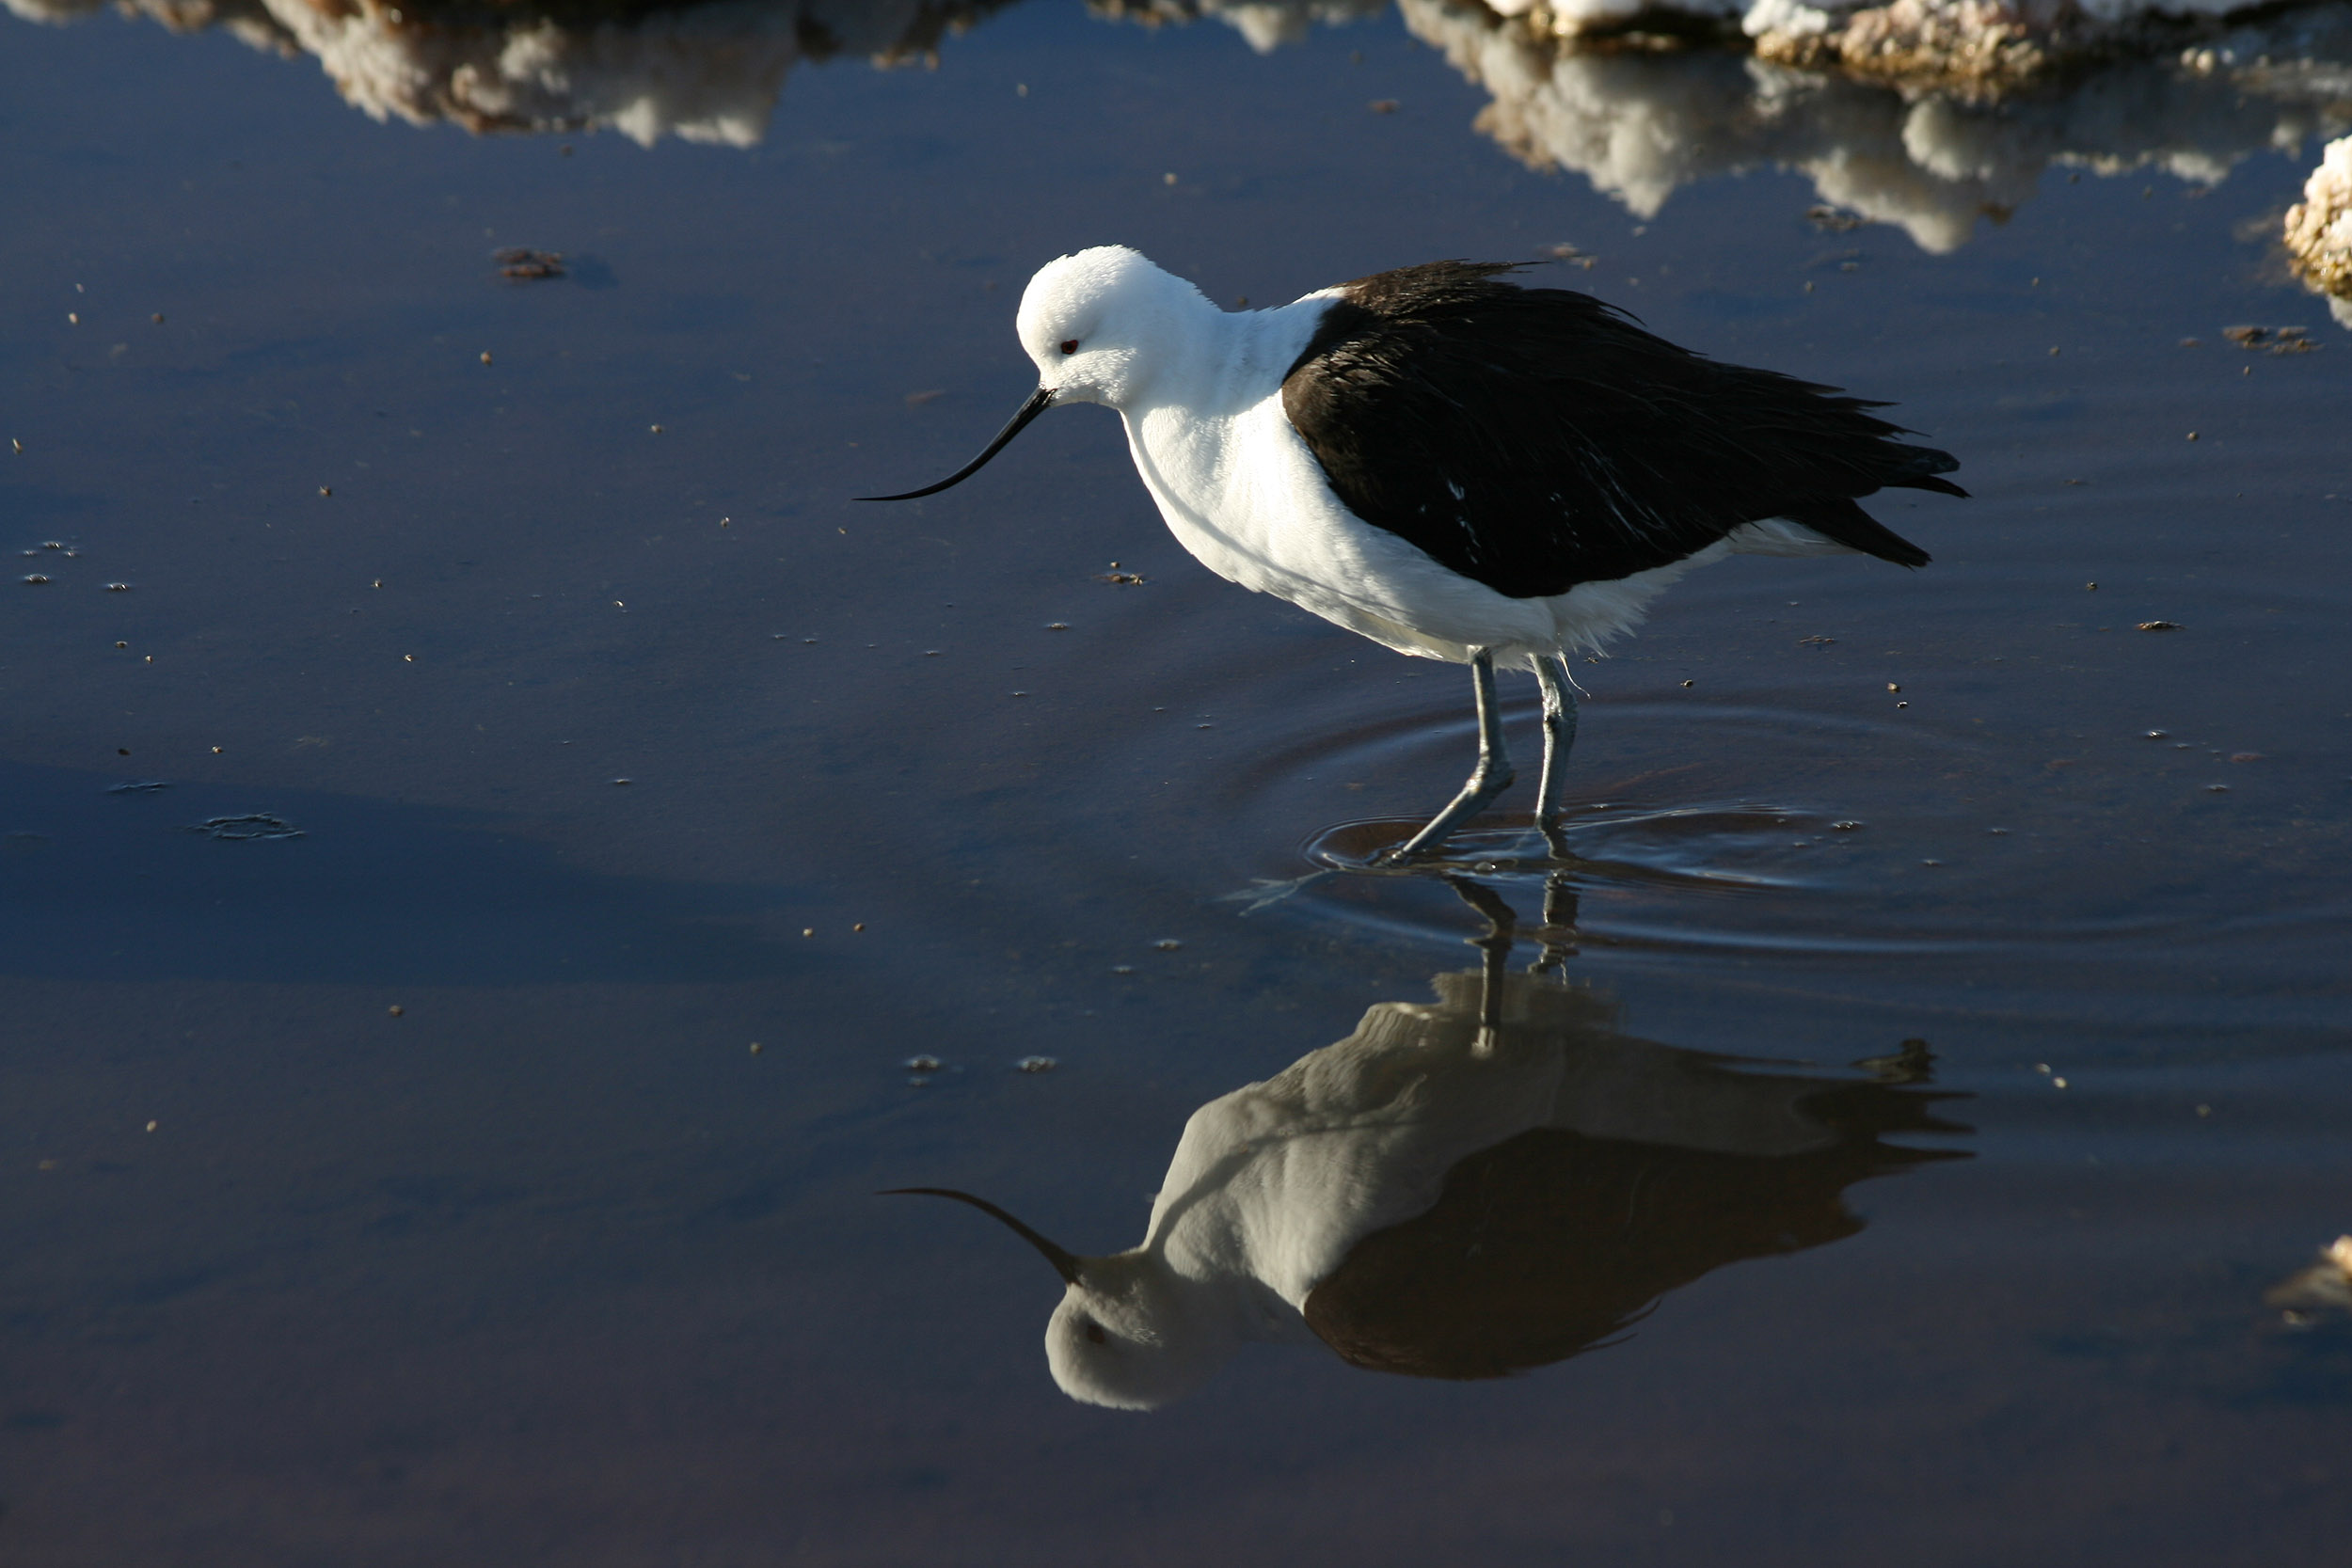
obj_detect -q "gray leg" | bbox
[1390,649,1514,861]
[1531,652,1579,851]
[1443,875,1518,1056]
[1532,871,1580,974]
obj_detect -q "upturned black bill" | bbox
[880,1185,1085,1286]
[858,385,1056,501]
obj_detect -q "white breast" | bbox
[1119,295,1731,666]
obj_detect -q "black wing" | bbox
[1280,261,1964,599]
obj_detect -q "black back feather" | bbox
[1280,261,1963,599]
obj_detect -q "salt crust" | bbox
[2284,135,2352,324]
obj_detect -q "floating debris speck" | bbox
[190,814,303,841]
[1015,1055,1057,1073]
[494,246,565,280]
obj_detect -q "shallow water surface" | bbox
[3,3,2350,1563]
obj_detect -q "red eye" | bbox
[1059,339,1079,356]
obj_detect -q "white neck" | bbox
[1112,290,1337,419]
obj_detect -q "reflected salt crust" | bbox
[6,0,1007,145]
[2265,1236,2352,1323]
[14,0,2349,271]
[1404,0,2352,252]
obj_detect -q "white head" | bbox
[1044,1251,1240,1411]
[888,1187,1243,1411]
[1015,245,1213,411]
[857,246,1215,503]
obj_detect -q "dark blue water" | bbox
[3,3,2349,1562]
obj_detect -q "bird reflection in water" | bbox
[891,878,1969,1408]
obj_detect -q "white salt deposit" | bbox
[2284,135,2352,324]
